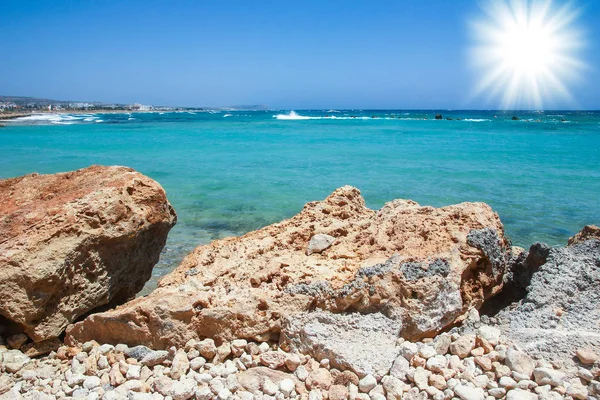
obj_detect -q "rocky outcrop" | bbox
[0,165,176,342]
[66,186,510,348]
[494,237,600,363]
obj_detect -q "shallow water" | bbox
[1,109,599,293]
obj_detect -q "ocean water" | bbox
[1,109,599,293]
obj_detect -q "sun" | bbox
[469,0,586,110]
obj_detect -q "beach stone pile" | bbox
[2,321,600,400]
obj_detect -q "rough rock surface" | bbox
[280,311,400,379]
[568,225,600,246]
[0,165,177,341]
[495,237,600,363]
[67,186,509,348]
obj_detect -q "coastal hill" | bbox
[0,95,268,114]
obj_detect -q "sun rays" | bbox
[469,0,586,110]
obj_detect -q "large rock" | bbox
[66,186,509,347]
[495,234,600,363]
[280,311,400,379]
[0,165,176,341]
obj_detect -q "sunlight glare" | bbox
[469,0,585,109]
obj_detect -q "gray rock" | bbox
[140,350,169,367]
[495,240,600,364]
[306,234,336,255]
[280,311,401,379]
[125,345,153,361]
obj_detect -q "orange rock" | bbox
[568,225,600,246]
[66,186,509,348]
[0,165,176,342]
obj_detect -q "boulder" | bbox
[66,186,509,348]
[494,237,600,363]
[0,165,176,341]
[280,311,400,379]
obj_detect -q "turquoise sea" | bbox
[1,109,599,292]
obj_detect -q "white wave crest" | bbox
[274,111,314,120]
[462,118,491,122]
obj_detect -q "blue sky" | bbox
[1,0,599,109]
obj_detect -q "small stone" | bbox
[532,367,565,387]
[450,335,476,359]
[516,380,537,390]
[505,348,535,378]
[215,343,232,363]
[262,377,279,396]
[566,381,588,399]
[320,358,330,369]
[398,342,419,361]
[295,365,309,381]
[306,234,336,255]
[454,384,485,400]
[328,384,349,400]
[471,347,485,357]
[237,391,254,400]
[434,334,452,355]
[190,356,207,371]
[279,378,295,396]
[83,376,101,390]
[413,367,430,390]
[170,349,190,380]
[307,368,333,391]
[196,386,213,400]
[429,374,447,390]
[210,377,226,394]
[488,388,506,398]
[389,355,410,380]
[505,388,537,400]
[412,355,426,368]
[419,346,437,359]
[109,364,126,386]
[576,347,599,365]
[197,339,217,359]
[98,344,114,355]
[226,374,241,392]
[472,374,489,388]
[284,353,302,372]
[334,370,359,386]
[218,387,233,400]
[476,336,494,354]
[477,326,501,346]
[308,389,323,400]
[260,351,287,370]
[499,376,518,389]
[6,334,28,349]
[474,356,492,371]
[426,355,447,372]
[126,365,141,380]
[493,363,512,378]
[577,367,593,382]
[358,374,377,393]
